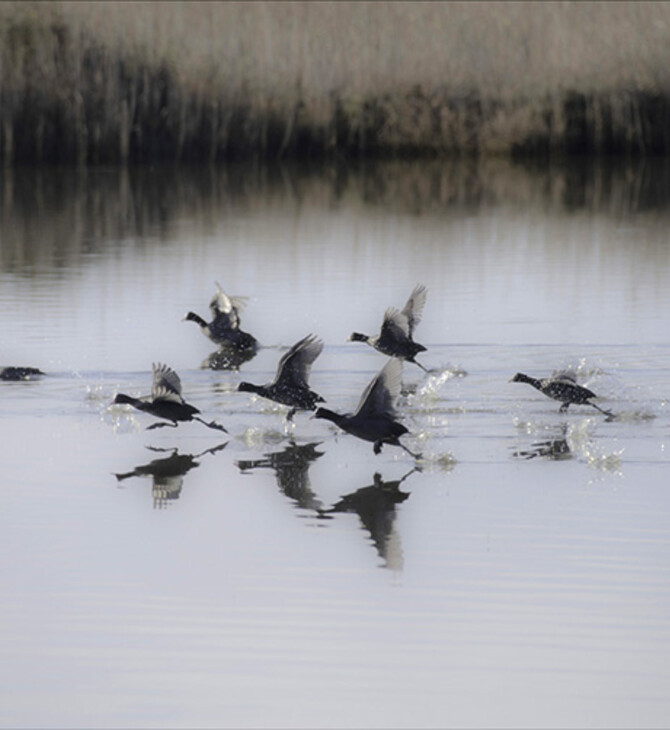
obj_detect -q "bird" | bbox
[348,284,429,372]
[510,372,613,416]
[112,362,228,431]
[0,366,44,381]
[237,334,325,421]
[184,282,258,351]
[313,357,421,458]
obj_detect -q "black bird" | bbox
[314,358,421,458]
[184,282,258,352]
[112,362,228,431]
[510,372,613,416]
[1,366,44,381]
[348,284,428,372]
[237,334,324,421]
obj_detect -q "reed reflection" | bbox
[114,443,227,508]
[236,441,325,512]
[319,468,417,570]
[2,159,669,274]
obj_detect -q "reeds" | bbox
[1,1,669,164]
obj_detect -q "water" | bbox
[1,160,670,728]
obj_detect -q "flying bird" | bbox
[349,284,428,372]
[112,362,228,431]
[184,282,258,351]
[314,358,421,458]
[237,334,325,421]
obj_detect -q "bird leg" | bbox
[193,416,228,433]
[282,410,297,436]
[559,403,570,413]
[398,466,421,483]
[399,442,423,460]
[590,402,614,418]
[373,441,383,455]
[146,422,178,430]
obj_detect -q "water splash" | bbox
[415,450,457,473]
[417,367,463,398]
[239,426,287,448]
[584,448,624,472]
[104,403,143,434]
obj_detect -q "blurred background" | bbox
[1,1,670,164]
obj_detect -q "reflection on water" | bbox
[2,157,670,728]
[512,417,624,473]
[200,345,258,371]
[2,157,670,275]
[320,469,416,571]
[237,441,325,512]
[115,443,227,508]
[237,441,416,570]
[512,423,573,461]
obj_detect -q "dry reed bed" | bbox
[1,1,670,164]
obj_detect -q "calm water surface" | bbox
[1,160,670,728]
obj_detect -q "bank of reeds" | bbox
[1,1,670,164]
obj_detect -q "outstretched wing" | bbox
[209,282,249,329]
[401,284,427,337]
[354,358,403,419]
[377,308,411,349]
[549,368,578,384]
[152,362,184,403]
[273,334,323,389]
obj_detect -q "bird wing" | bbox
[152,362,184,403]
[401,284,427,337]
[378,308,411,347]
[209,283,248,328]
[549,369,578,384]
[354,358,403,419]
[273,334,323,388]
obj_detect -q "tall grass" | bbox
[1,1,669,164]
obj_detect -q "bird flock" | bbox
[4,282,615,460]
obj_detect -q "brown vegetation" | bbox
[1,1,669,164]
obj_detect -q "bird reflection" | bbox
[200,345,258,371]
[512,424,572,461]
[114,442,227,508]
[320,468,417,570]
[236,441,325,512]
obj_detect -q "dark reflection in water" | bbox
[236,441,326,512]
[512,424,573,461]
[114,443,227,508]
[320,469,416,570]
[200,346,258,371]
[2,158,670,273]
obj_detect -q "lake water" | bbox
[1,159,669,728]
